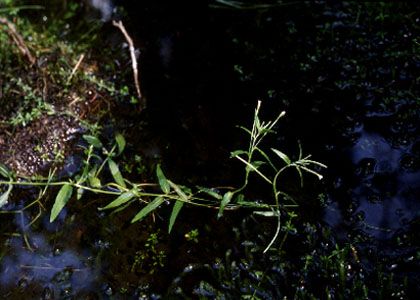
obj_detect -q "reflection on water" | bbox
[325,125,420,240]
[0,1,419,297]
[0,213,99,298]
[89,0,114,21]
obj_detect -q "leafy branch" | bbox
[230,101,326,252]
[0,101,326,252]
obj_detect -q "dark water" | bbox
[1,1,420,298]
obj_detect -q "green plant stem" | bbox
[96,144,117,176]
[263,165,289,253]
[0,179,237,210]
[234,155,272,185]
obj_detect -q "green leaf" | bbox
[156,164,170,194]
[236,200,270,209]
[98,191,135,210]
[168,200,184,233]
[255,147,277,171]
[0,163,11,178]
[89,176,102,188]
[197,186,222,200]
[131,196,165,223]
[88,165,101,188]
[235,193,244,203]
[253,211,279,217]
[50,184,73,222]
[271,148,291,165]
[0,184,13,208]
[218,191,233,219]
[115,133,126,155]
[230,150,248,158]
[251,160,265,169]
[83,135,103,148]
[238,126,252,136]
[76,187,84,200]
[245,160,265,173]
[110,202,132,215]
[108,159,126,188]
[168,181,189,202]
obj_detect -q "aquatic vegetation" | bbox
[1,0,419,298]
[131,231,167,275]
[0,5,326,282]
[1,100,324,252]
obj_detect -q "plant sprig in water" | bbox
[0,102,326,253]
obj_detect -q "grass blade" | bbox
[131,196,165,223]
[168,200,184,233]
[98,191,135,210]
[50,184,73,222]
[108,159,126,188]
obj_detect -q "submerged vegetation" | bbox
[0,0,419,298]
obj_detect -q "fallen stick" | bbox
[112,20,145,108]
[67,53,85,84]
[0,17,36,66]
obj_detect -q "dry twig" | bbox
[67,53,85,84]
[112,20,145,108]
[0,17,36,65]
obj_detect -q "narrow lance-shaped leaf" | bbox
[115,133,126,155]
[271,148,291,165]
[294,165,304,187]
[88,165,101,188]
[168,180,189,202]
[218,191,233,219]
[50,184,73,222]
[89,176,102,188]
[83,135,103,148]
[168,200,184,233]
[98,191,135,210]
[110,201,132,215]
[76,187,84,200]
[238,125,253,136]
[230,149,248,158]
[0,184,13,208]
[253,211,279,217]
[166,180,189,232]
[299,165,324,180]
[156,164,170,194]
[197,186,222,200]
[0,163,11,178]
[131,196,165,223]
[108,159,126,188]
[248,160,265,171]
